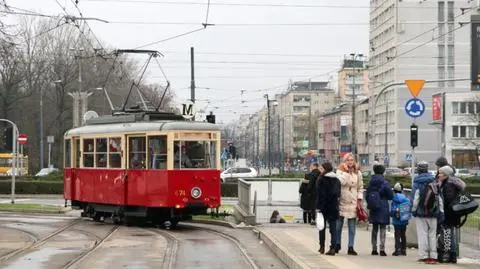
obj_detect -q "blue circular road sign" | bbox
[405,98,425,118]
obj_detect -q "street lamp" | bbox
[264,94,278,206]
[349,53,364,157]
[40,80,62,169]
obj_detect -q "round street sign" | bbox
[18,134,27,145]
[405,98,425,118]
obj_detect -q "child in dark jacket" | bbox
[390,182,412,256]
[366,164,393,256]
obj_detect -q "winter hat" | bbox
[393,182,403,192]
[373,164,385,175]
[435,157,449,167]
[439,165,454,176]
[416,161,429,174]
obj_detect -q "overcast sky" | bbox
[8,0,370,123]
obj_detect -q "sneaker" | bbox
[380,251,387,256]
[425,258,438,264]
[348,247,358,256]
[371,250,379,256]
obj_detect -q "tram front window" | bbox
[174,141,216,169]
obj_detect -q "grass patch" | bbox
[0,203,65,213]
[465,208,480,229]
[192,205,234,221]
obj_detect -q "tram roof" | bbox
[64,120,221,137]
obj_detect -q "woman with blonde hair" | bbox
[335,153,363,255]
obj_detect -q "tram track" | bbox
[151,223,259,269]
[0,218,80,262]
[61,225,120,269]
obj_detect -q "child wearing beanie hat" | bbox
[390,181,411,256]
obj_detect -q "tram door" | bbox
[125,135,147,205]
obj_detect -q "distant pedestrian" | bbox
[315,161,341,256]
[366,164,393,256]
[434,157,456,181]
[411,161,440,264]
[336,153,363,255]
[437,166,466,263]
[299,163,320,224]
[390,182,411,256]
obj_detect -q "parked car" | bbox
[35,167,59,177]
[220,167,258,183]
[455,168,472,178]
[385,167,404,176]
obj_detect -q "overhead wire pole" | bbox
[191,47,196,105]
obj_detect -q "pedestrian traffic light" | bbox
[410,124,418,148]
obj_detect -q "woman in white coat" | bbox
[335,153,363,255]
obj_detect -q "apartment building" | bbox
[338,59,369,102]
[276,81,336,161]
[368,0,472,166]
[433,92,480,169]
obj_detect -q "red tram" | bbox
[63,111,222,226]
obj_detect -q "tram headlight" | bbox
[191,187,202,199]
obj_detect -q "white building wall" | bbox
[369,0,472,166]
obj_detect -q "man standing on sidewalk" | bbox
[411,161,440,264]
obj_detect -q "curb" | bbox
[0,208,70,214]
[254,228,310,269]
[187,219,236,228]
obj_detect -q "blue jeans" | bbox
[336,217,357,248]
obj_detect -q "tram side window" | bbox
[74,139,80,168]
[96,138,107,168]
[174,141,217,169]
[64,139,71,168]
[148,136,167,169]
[83,139,94,167]
[108,137,122,168]
[129,137,146,169]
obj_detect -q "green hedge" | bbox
[364,175,480,194]
[0,180,64,194]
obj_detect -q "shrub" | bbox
[0,180,64,194]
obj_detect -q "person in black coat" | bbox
[316,161,341,255]
[437,166,466,263]
[300,163,321,224]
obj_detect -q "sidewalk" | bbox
[255,223,480,269]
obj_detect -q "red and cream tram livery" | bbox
[63,111,222,225]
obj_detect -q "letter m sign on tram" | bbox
[18,134,27,145]
[181,101,195,120]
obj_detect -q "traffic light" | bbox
[206,112,216,124]
[3,127,13,151]
[410,124,418,148]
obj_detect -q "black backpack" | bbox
[419,182,440,216]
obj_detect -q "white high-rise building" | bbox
[368,0,473,166]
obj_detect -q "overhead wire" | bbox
[79,0,443,9]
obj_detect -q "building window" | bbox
[452,102,458,114]
[452,149,476,169]
[477,125,480,138]
[452,126,458,138]
[460,126,466,137]
[468,126,476,138]
[468,102,475,114]
[460,102,466,114]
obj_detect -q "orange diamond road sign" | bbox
[405,80,425,98]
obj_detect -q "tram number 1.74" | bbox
[175,190,186,196]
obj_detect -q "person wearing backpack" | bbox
[390,182,411,256]
[436,165,466,264]
[365,164,393,256]
[411,161,439,264]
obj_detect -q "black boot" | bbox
[318,246,325,254]
[325,247,336,256]
[303,211,308,223]
[348,247,358,256]
[335,245,341,254]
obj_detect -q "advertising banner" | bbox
[471,16,480,90]
[432,93,443,122]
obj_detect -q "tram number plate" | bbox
[175,190,186,196]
